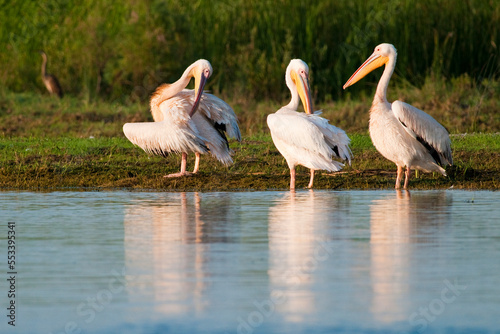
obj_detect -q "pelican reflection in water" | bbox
[268,190,344,323]
[124,193,208,316]
[123,192,240,319]
[369,190,450,324]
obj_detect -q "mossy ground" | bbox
[0,134,497,191]
[0,90,498,191]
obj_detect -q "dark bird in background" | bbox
[39,51,63,98]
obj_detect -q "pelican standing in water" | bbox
[39,51,63,98]
[267,59,351,190]
[343,43,452,189]
[123,59,241,177]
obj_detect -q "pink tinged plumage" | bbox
[343,43,452,189]
[122,59,241,177]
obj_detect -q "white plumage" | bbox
[268,111,350,171]
[344,43,452,189]
[123,117,208,157]
[391,101,452,167]
[123,59,241,177]
[267,59,352,190]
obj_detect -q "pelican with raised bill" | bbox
[123,59,241,177]
[267,59,352,190]
[343,44,453,189]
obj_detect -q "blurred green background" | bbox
[2,0,499,103]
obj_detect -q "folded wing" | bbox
[392,101,452,166]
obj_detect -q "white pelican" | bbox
[123,59,241,177]
[343,43,452,189]
[267,59,351,190]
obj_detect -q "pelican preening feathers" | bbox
[123,59,241,177]
[343,43,452,189]
[123,44,452,190]
[267,59,351,190]
[39,51,63,98]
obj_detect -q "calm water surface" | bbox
[0,190,499,333]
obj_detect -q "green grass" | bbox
[2,1,498,191]
[0,133,498,191]
[2,0,499,102]
[2,72,499,137]
[0,73,498,191]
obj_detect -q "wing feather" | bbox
[169,90,241,141]
[268,111,332,158]
[191,113,233,165]
[392,101,452,165]
[152,90,239,165]
[308,112,352,164]
[267,109,350,171]
[123,119,208,156]
[197,93,241,141]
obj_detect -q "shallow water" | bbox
[0,190,499,333]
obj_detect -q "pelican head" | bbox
[286,59,313,114]
[343,43,397,89]
[187,59,212,116]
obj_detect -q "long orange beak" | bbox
[343,53,389,89]
[292,70,313,114]
[190,69,209,116]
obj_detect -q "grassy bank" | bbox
[0,83,498,191]
[0,134,498,191]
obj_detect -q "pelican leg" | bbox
[193,152,201,173]
[307,169,315,189]
[165,152,194,178]
[403,166,411,189]
[290,168,296,191]
[395,165,403,189]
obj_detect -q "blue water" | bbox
[0,190,499,333]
